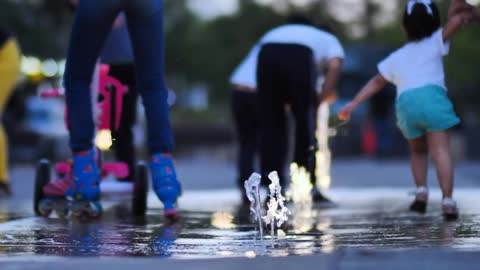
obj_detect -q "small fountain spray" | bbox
[288,163,315,233]
[244,173,264,241]
[289,163,313,206]
[316,102,332,191]
[262,171,290,244]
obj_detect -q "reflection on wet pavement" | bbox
[1,189,480,258]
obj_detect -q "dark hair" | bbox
[403,1,441,41]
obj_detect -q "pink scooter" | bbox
[34,64,148,218]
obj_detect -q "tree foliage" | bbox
[0,0,72,58]
[1,0,479,115]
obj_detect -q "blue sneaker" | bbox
[72,149,100,201]
[150,153,182,216]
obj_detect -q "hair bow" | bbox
[407,0,433,15]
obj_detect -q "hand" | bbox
[317,90,336,106]
[324,92,337,104]
[462,11,475,26]
[338,102,357,121]
[457,3,477,26]
[449,0,472,18]
[113,16,124,29]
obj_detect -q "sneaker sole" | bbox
[443,212,459,221]
[164,209,180,223]
[409,201,427,214]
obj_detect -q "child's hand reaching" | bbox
[338,102,357,121]
[449,0,470,19]
[445,0,479,40]
[337,74,388,121]
[462,2,479,24]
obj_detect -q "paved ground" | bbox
[3,250,480,270]
[0,154,479,268]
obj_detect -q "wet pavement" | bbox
[0,157,480,268]
[2,189,480,259]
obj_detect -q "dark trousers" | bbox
[232,89,259,191]
[108,63,137,181]
[257,43,317,186]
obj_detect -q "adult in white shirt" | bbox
[256,16,344,202]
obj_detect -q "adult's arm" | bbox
[319,57,343,104]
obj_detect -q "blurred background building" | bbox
[1,0,479,163]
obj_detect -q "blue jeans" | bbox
[64,0,174,153]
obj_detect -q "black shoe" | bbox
[0,183,12,197]
[409,188,428,214]
[443,212,459,221]
[409,200,427,214]
[312,189,336,208]
[442,199,459,221]
[312,191,331,203]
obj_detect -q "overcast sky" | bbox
[186,0,313,19]
[186,0,480,38]
[186,0,395,23]
[186,0,239,19]
[187,0,480,20]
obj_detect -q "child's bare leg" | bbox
[427,131,454,198]
[409,136,428,188]
[409,136,429,213]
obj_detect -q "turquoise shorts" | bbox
[395,85,460,139]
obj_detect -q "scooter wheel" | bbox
[132,162,148,216]
[34,160,51,216]
[38,199,53,217]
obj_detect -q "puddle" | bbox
[0,190,480,258]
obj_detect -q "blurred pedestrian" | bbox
[60,0,180,218]
[256,16,345,203]
[0,29,20,196]
[230,45,260,203]
[339,0,477,220]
